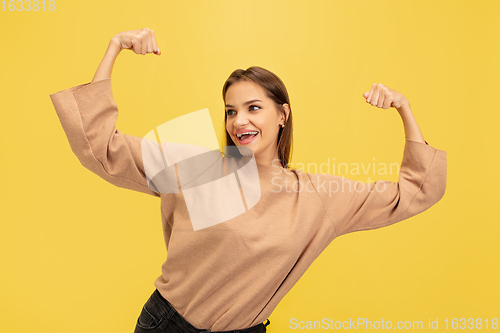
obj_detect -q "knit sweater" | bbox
[49,78,447,331]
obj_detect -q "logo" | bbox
[141,108,261,231]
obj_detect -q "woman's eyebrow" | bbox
[225,99,262,108]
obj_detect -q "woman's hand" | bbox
[111,28,161,55]
[362,83,425,143]
[362,83,408,110]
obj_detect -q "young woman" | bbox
[50,28,447,333]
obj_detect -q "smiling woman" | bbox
[222,66,294,168]
[49,29,446,333]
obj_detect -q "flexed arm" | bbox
[50,28,162,196]
[363,83,426,144]
[307,83,446,238]
[92,28,161,83]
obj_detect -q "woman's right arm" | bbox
[92,29,160,83]
[50,28,162,197]
[91,40,121,83]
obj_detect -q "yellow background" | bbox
[1,0,499,332]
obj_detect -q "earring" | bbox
[281,123,285,128]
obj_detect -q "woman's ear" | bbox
[282,103,290,122]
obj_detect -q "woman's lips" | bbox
[237,132,258,145]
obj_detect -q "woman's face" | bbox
[225,81,286,165]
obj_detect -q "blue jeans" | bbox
[134,289,270,333]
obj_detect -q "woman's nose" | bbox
[233,113,249,127]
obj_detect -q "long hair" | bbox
[221,66,293,169]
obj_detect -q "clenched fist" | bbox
[111,28,161,56]
[363,83,408,109]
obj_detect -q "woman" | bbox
[50,28,447,333]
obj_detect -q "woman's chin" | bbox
[235,145,257,159]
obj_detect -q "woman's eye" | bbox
[226,105,259,116]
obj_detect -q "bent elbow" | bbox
[423,178,446,208]
[424,149,447,206]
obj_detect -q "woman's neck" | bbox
[255,153,283,167]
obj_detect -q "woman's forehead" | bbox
[226,81,267,104]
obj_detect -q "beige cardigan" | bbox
[50,78,447,331]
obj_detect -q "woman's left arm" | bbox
[306,84,447,238]
[363,83,426,144]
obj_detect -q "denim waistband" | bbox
[150,289,270,333]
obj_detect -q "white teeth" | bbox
[236,131,258,138]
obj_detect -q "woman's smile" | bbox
[235,130,260,145]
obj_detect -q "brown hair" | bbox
[221,66,293,169]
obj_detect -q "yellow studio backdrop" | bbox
[1,0,498,332]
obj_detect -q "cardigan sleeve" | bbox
[306,138,447,237]
[49,78,161,197]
